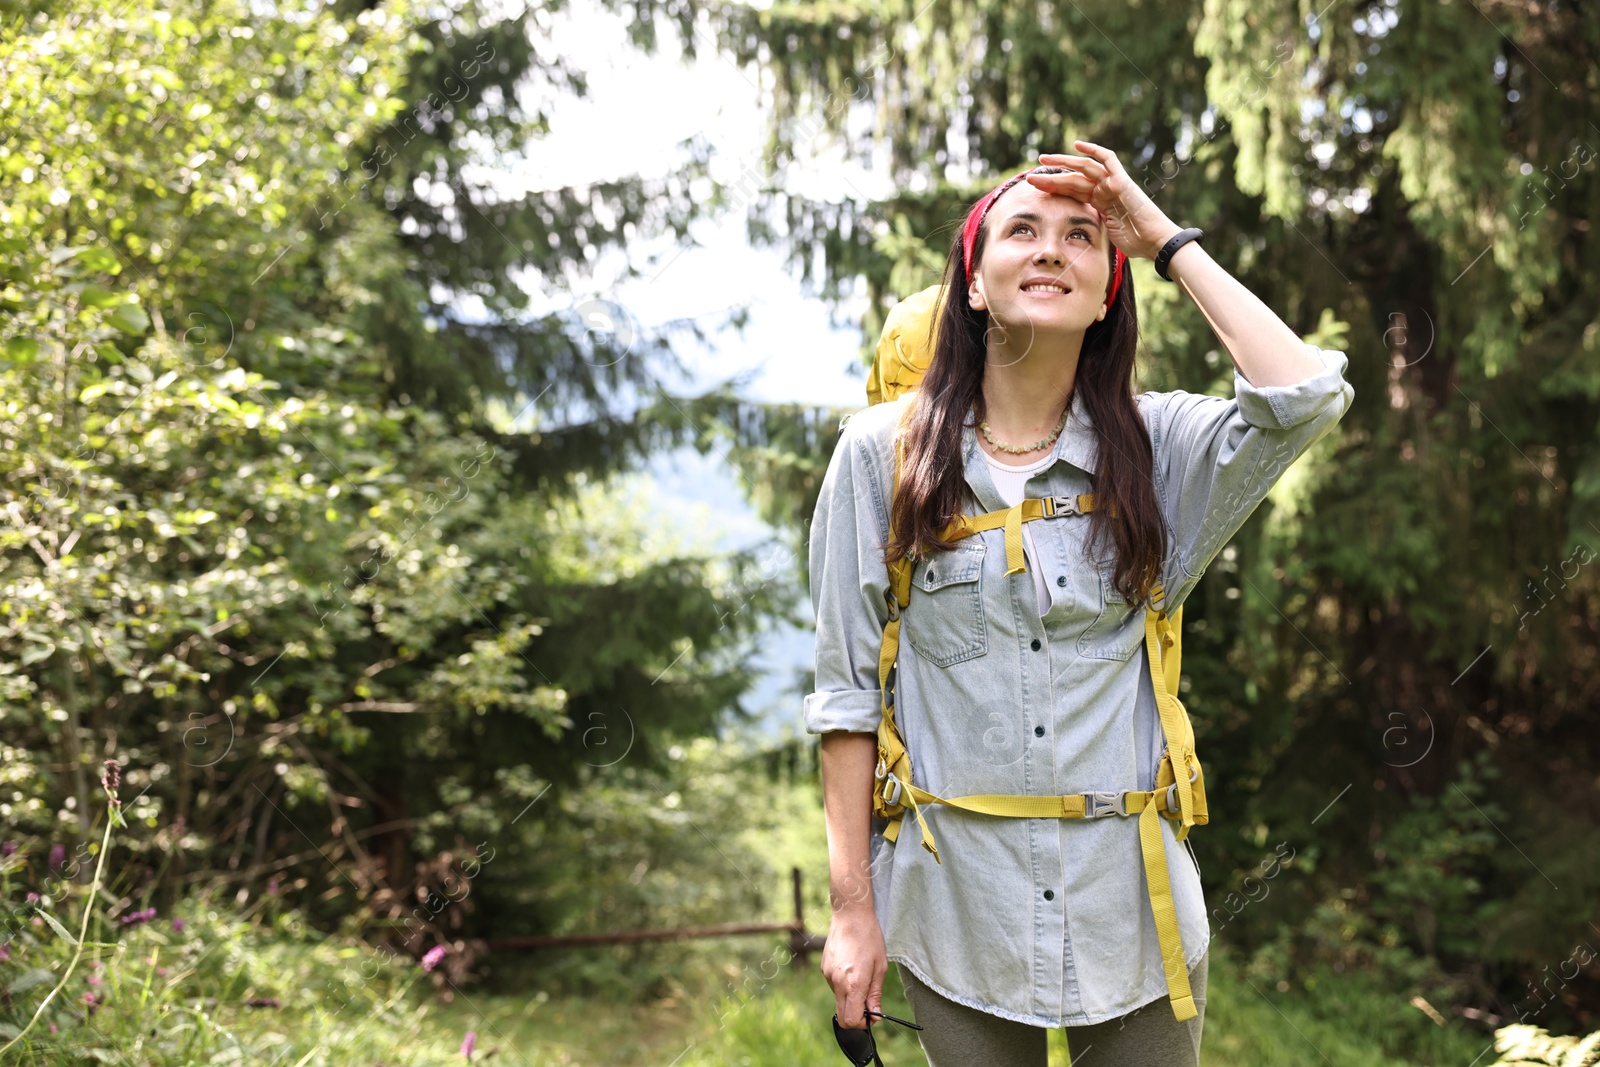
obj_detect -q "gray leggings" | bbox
[897,951,1208,1066]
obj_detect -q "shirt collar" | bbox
[960,391,1097,513]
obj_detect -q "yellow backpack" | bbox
[865,284,1209,1021]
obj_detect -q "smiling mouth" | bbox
[1021,283,1071,295]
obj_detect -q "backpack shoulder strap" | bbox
[873,416,918,846]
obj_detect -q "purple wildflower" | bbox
[461,1031,476,1059]
[421,945,448,972]
[120,907,157,927]
[25,892,39,904]
[1,841,15,856]
[48,844,65,871]
[172,917,186,932]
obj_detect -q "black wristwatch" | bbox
[1155,227,1204,281]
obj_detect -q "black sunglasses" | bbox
[832,1007,924,1066]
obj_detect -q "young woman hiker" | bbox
[805,141,1355,1066]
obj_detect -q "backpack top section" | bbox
[867,284,946,406]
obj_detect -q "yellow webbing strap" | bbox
[943,494,1098,575]
[1144,593,1204,842]
[1138,789,1198,1020]
[875,422,918,848]
[885,780,1170,822]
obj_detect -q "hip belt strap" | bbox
[874,775,1198,1021]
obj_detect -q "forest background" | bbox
[1,0,1597,1064]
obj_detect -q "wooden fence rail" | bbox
[485,867,828,969]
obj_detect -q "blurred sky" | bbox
[518,4,880,738]
[519,3,879,409]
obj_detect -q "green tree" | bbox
[0,0,810,978]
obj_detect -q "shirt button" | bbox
[1031,638,1042,651]
[1056,575,1067,587]
[1034,725,1045,737]
[1043,889,1055,900]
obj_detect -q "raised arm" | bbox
[1141,345,1355,603]
[1034,139,1327,388]
[1030,141,1356,604]
[1159,235,1327,388]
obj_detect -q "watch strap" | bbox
[1156,227,1205,281]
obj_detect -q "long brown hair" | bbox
[882,193,1169,606]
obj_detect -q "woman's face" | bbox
[967,181,1113,339]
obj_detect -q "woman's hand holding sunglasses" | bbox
[822,908,887,1029]
[833,1006,924,1066]
[822,910,896,1060]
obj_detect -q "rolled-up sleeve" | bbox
[803,413,893,735]
[1148,343,1355,592]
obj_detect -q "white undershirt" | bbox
[980,448,1055,616]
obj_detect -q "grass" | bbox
[2,897,463,1065]
[432,948,924,1067]
[433,940,1494,1066]
[0,893,1548,1067]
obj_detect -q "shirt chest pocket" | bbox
[1076,563,1146,662]
[905,537,989,667]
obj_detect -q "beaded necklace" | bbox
[976,400,1070,455]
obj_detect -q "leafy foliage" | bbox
[0,0,810,993]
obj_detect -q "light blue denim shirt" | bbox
[804,343,1355,1027]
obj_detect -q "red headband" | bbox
[961,167,1127,311]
